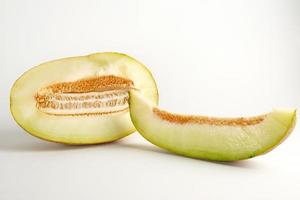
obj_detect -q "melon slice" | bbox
[129,90,296,161]
[10,52,158,144]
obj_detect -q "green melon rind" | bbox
[255,109,296,156]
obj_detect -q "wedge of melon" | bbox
[10,52,158,144]
[129,90,296,161]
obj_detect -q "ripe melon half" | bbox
[10,52,158,144]
[129,90,296,161]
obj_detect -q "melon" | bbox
[10,52,158,144]
[129,90,296,161]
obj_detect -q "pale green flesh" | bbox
[129,90,296,161]
[10,52,158,144]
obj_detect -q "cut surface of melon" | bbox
[129,90,296,161]
[10,52,158,144]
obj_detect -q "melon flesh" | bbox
[129,90,296,161]
[10,52,158,144]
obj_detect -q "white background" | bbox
[1,0,300,199]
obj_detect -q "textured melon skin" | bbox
[129,90,296,161]
[10,52,158,144]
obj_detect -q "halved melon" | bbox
[129,90,296,161]
[10,52,158,144]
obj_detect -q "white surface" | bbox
[1,0,300,199]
